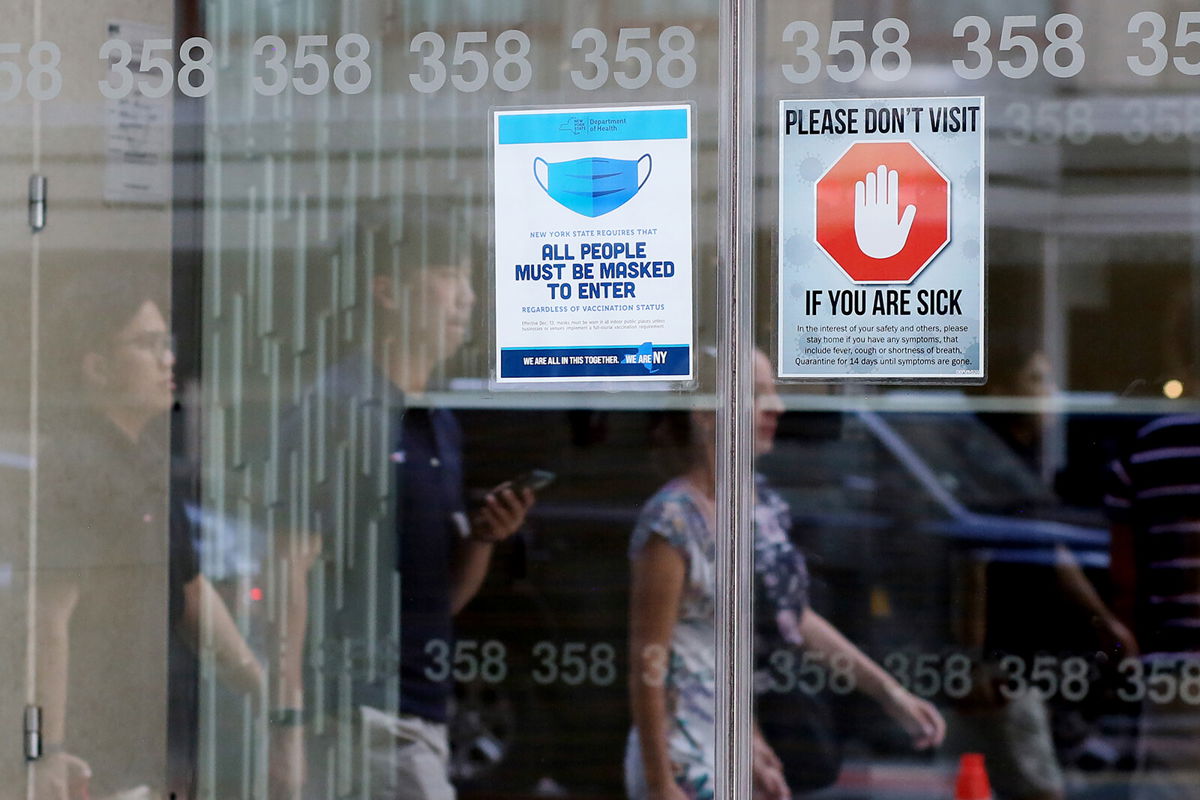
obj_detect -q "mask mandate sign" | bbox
[493,105,693,383]
[778,97,985,382]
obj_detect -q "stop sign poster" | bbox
[778,97,985,381]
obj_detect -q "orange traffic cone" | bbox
[955,753,992,800]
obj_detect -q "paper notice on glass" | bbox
[492,104,694,384]
[103,20,171,205]
[778,97,985,382]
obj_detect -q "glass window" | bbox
[755,2,1200,799]
[1,2,1198,799]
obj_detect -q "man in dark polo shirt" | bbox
[297,208,532,799]
[1106,414,1200,799]
[34,274,266,800]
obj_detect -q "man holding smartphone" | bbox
[287,203,534,800]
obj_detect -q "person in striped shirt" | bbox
[1106,414,1200,800]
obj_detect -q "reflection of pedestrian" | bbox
[947,342,1131,800]
[299,209,532,800]
[980,341,1055,475]
[1107,415,1200,799]
[626,350,944,800]
[34,275,263,800]
[953,342,1062,800]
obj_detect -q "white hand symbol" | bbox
[854,164,917,260]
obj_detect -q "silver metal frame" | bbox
[716,0,754,797]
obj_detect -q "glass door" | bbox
[24,2,178,799]
[753,1,1200,798]
[194,1,731,798]
[0,0,35,797]
[5,1,1200,799]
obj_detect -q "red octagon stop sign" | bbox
[815,141,950,284]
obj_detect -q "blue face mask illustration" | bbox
[533,154,652,218]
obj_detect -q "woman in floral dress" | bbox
[625,351,946,800]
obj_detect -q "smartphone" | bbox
[508,469,556,493]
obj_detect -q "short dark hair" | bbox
[987,333,1044,392]
[359,198,484,281]
[46,269,168,389]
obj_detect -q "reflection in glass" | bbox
[34,273,261,799]
[627,352,944,800]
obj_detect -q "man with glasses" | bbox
[33,273,273,800]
